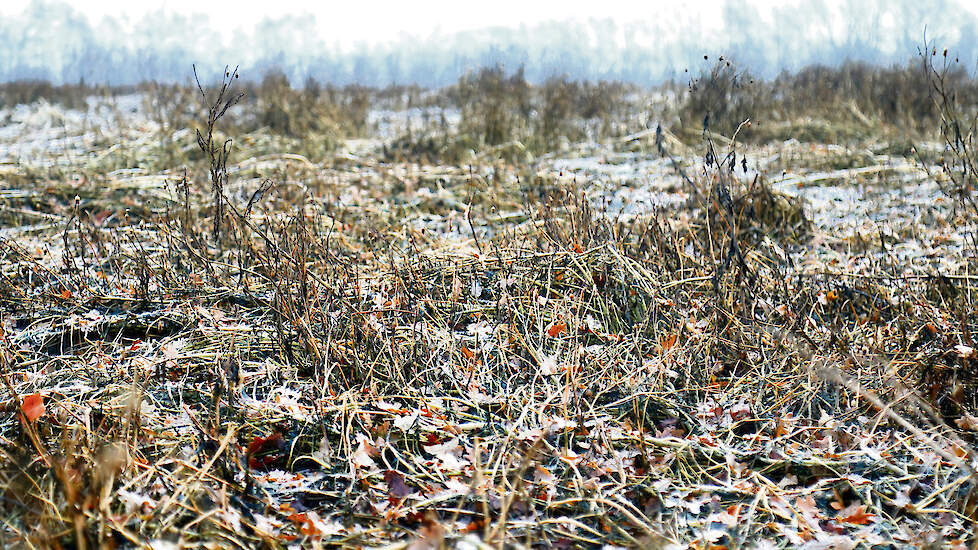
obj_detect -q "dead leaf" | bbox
[955,344,975,359]
[547,321,567,337]
[21,394,44,422]
[661,333,677,351]
[384,470,414,499]
[955,413,978,431]
[247,432,285,470]
[352,435,379,469]
[837,504,875,525]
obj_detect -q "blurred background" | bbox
[1,0,976,86]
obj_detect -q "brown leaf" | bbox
[955,414,978,431]
[384,470,414,499]
[775,417,789,438]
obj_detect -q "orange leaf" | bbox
[838,505,875,525]
[461,346,475,360]
[829,490,845,510]
[59,289,72,300]
[547,322,567,338]
[287,511,306,524]
[661,333,677,351]
[21,394,44,422]
[952,443,968,458]
[774,417,789,438]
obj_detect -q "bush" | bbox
[0,80,94,110]
[679,58,978,142]
[449,65,531,147]
[679,58,767,137]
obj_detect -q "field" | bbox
[0,59,976,548]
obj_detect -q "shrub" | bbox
[679,58,767,137]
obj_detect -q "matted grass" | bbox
[0,73,975,549]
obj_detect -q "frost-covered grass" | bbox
[0,77,976,549]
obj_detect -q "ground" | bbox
[0,88,975,549]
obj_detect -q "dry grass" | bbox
[0,58,975,548]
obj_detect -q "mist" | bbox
[1,0,976,86]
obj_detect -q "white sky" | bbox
[6,0,977,51]
[1,0,735,45]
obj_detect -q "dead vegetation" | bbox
[0,53,975,548]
